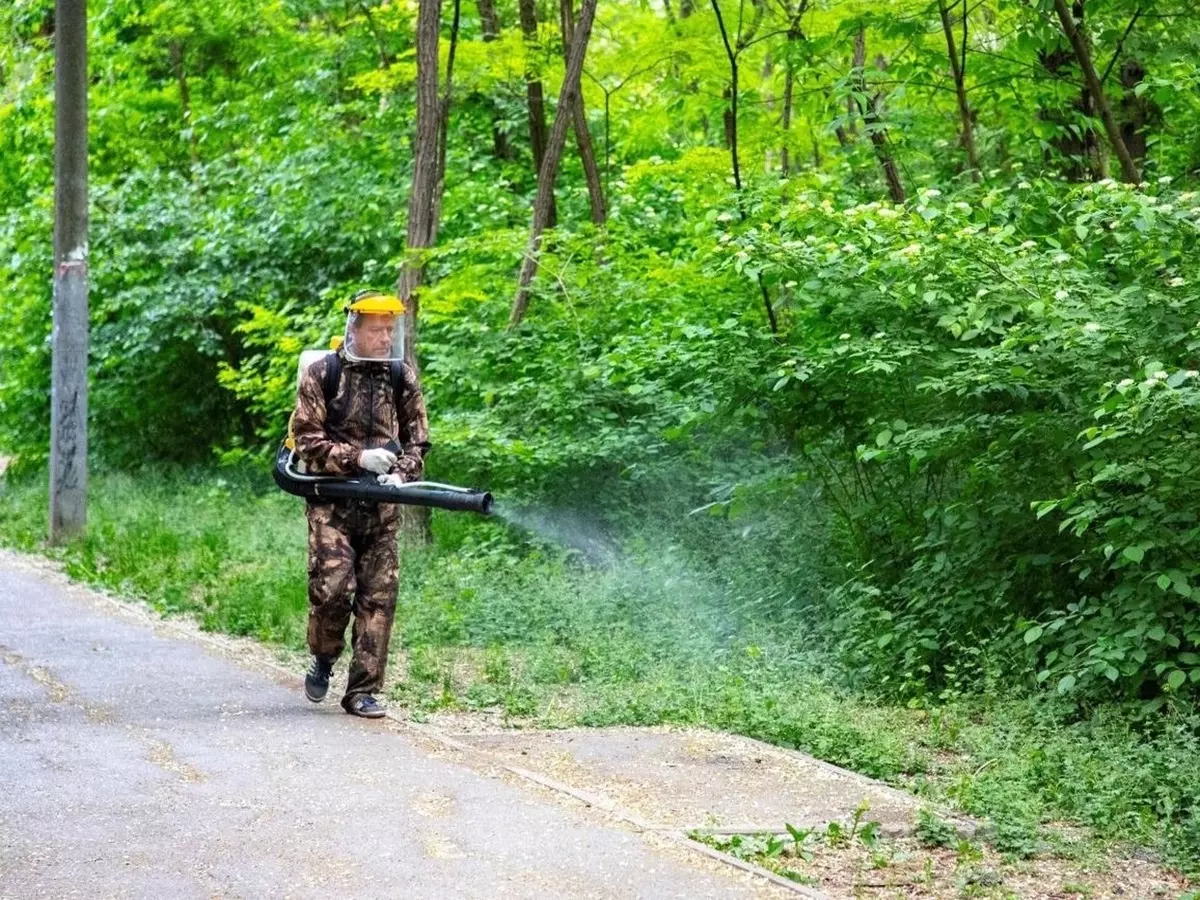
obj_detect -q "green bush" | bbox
[739,180,1200,700]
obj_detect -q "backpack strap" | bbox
[389,360,405,410]
[390,360,408,446]
[321,353,343,409]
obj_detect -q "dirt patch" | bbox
[1,644,72,703]
[700,829,1192,899]
[144,738,207,783]
[447,726,959,838]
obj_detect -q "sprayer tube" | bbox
[273,444,493,514]
[305,479,493,513]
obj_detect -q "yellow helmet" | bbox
[343,290,406,362]
[346,290,405,315]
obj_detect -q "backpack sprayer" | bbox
[272,293,493,516]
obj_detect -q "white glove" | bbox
[376,473,406,488]
[358,448,397,475]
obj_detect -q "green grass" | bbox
[1,466,1198,878]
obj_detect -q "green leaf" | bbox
[1056,674,1077,694]
[1024,625,1044,645]
[875,430,893,448]
[1075,223,1088,240]
[1122,546,1145,564]
[1166,670,1186,691]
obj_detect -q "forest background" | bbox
[3,0,1200,875]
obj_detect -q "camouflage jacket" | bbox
[291,350,430,478]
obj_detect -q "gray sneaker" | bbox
[304,656,334,703]
[343,694,386,718]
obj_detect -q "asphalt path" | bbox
[0,560,774,899]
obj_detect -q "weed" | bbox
[915,809,959,849]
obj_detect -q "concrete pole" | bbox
[50,0,89,544]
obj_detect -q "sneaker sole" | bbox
[344,705,386,719]
[305,683,329,703]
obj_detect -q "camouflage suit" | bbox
[290,350,429,707]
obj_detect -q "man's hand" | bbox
[376,473,413,488]
[358,448,397,475]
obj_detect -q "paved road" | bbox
[0,561,769,899]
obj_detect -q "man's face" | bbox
[352,314,396,359]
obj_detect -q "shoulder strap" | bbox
[321,353,342,408]
[390,360,405,413]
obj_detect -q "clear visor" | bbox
[344,311,405,363]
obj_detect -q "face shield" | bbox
[342,293,406,363]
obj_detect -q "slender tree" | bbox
[1118,58,1157,162]
[168,40,200,171]
[397,0,442,367]
[850,27,906,203]
[711,0,744,190]
[937,0,981,181]
[431,0,462,236]
[357,0,396,67]
[1052,0,1140,183]
[475,0,513,160]
[711,0,780,333]
[561,0,606,224]
[519,0,556,226]
[508,0,599,328]
[777,0,810,177]
[584,55,675,194]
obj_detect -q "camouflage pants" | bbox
[306,500,400,705]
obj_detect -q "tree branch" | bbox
[1100,7,1143,85]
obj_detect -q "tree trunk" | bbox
[476,0,513,160]
[779,1,809,176]
[1037,42,1092,181]
[780,67,794,175]
[851,28,906,204]
[937,0,980,181]
[845,33,864,138]
[518,0,556,226]
[711,0,741,191]
[168,40,200,171]
[1052,0,1140,183]
[430,0,460,240]
[396,0,444,542]
[711,0,777,334]
[357,1,395,68]
[508,0,598,329]
[397,0,442,368]
[762,51,775,173]
[1118,59,1156,161]
[560,0,606,224]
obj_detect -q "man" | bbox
[289,290,429,718]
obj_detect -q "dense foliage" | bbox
[3,0,1200,711]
